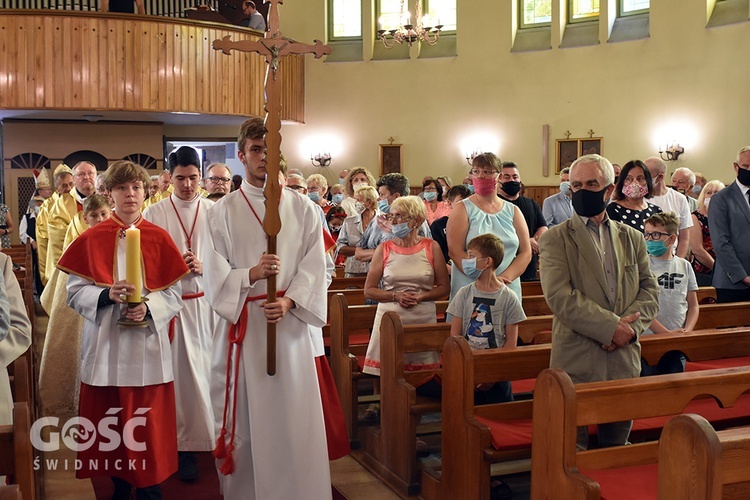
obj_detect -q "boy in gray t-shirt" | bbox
[643,213,699,335]
[446,234,526,404]
[641,213,700,375]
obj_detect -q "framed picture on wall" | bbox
[380,144,402,176]
[555,137,603,174]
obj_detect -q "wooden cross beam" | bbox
[213,0,332,376]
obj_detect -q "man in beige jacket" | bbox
[539,154,659,450]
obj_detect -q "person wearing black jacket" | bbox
[497,161,547,281]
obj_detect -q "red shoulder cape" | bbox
[57,215,189,291]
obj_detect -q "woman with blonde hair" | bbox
[690,179,725,286]
[361,195,449,418]
[339,167,377,216]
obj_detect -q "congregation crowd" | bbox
[2,115,750,499]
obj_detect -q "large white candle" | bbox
[125,225,143,302]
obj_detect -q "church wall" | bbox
[197,0,750,189]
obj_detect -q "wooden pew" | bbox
[361,313,451,496]
[520,286,717,317]
[518,299,750,345]
[520,281,542,296]
[330,275,366,290]
[429,326,750,500]
[329,293,378,447]
[329,293,449,447]
[0,403,36,500]
[531,367,750,500]
[659,414,750,499]
[0,485,22,500]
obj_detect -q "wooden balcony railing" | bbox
[0,10,305,122]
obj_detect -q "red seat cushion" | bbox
[582,463,658,500]
[512,378,535,394]
[475,416,534,450]
[685,356,750,372]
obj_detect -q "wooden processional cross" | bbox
[213,0,332,376]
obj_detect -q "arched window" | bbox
[10,152,51,170]
[123,154,158,170]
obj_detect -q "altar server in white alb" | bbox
[204,117,331,500]
[143,146,216,482]
[57,160,189,499]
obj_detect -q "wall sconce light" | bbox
[465,149,483,166]
[310,152,332,168]
[659,143,685,161]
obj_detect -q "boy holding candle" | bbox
[57,160,189,500]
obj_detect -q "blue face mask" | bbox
[423,191,438,202]
[331,193,345,205]
[338,177,345,185]
[307,192,320,203]
[646,240,669,257]
[692,184,702,195]
[391,222,412,239]
[560,181,571,197]
[461,258,483,279]
[378,198,391,213]
[464,184,475,194]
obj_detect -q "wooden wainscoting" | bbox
[0,11,305,122]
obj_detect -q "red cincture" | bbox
[169,195,201,252]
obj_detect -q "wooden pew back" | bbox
[369,312,450,495]
[0,403,36,500]
[329,293,377,445]
[520,286,717,317]
[658,414,750,500]
[517,299,750,345]
[531,366,750,499]
[435,327,750,500]
[330,275,366,290]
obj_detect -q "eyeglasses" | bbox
[287,185,305,191]
[469,169,498,177]
[644,231,671,241]
[385,213,412,223]
[207,176,231,183]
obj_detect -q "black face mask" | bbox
[571,187,608,217]
[502,181,522,197]
[738,167,750,187]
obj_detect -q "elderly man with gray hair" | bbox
[644,157,693,258]
[205,163,233,195]
[540,154,659,450]
[708,145,750,303]
[671,167,699,212]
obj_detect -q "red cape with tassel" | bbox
[57,214,189,289]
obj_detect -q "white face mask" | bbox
[352,182,367,192]
[704,197,711,210]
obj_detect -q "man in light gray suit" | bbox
[539,154,659,450]
[542,167,573,227]
[708,145,750,303]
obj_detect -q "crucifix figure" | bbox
[213,0,331,375]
